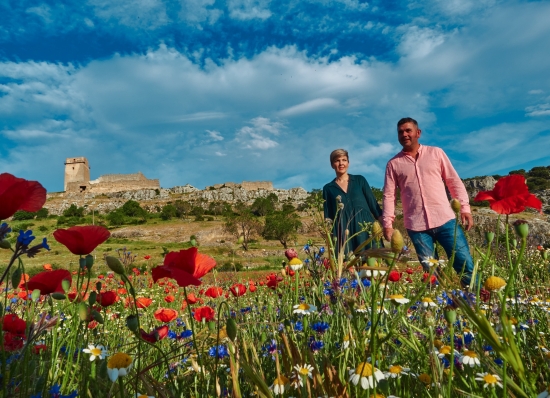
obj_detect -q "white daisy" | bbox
[421,297,437,308]
[384,364,410,378]
[349,362,385,389]
[387,294,410,305]
[475,372,503,389]
[107,352,133,382]
[83,344,108,361]
[421,257,446,268]
[293,303,317,315]
[461,350,481,367]
[270,375,289,395]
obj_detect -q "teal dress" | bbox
[323,174,383,254]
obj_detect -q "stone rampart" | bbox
[241,181,273,190]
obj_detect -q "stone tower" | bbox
[64,157,90,191]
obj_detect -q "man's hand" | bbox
[461,212,474,231]
[383,227,394,242]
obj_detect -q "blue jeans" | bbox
[407,219,475,286]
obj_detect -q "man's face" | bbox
[331,155,349,174]
[397,122,421,151]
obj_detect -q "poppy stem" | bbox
[183,285,205,396]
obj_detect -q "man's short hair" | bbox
[397,117,418,128]
[330,149,349,164]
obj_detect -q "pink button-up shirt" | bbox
[382,145,471,231]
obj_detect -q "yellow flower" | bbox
[270,375,289,395]
[288,258,303,271]
[418,373,431,385]
[475,373,502,389]
[107,352,133,382]
[349,362,385,390]
[484,276,506,292]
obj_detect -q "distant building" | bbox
[64,157,160,193]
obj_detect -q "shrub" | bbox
[12,211,36,220]
[160,204,177,220]
[63,204,85,217]
[218,262,243,272]
[106,210,126,226]
[35,208,49,219]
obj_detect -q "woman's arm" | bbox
[361,176,383,219]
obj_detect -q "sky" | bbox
[1,0,550,192]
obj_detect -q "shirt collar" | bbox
[400,144,423,157]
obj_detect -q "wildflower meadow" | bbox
[1,171,550,398]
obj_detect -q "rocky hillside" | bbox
[45,183,309,215]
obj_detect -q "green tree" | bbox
[12,211,36,220]
[224,204,263,250]
[174,200,192,219]
[251,193,278,216]
[120,200,148,220]
[63,204,85,217]
[106,210,126,226]
[160,204,177,220]
[35,207,49,219]
[262,210,302,248]
[298,189,323,211]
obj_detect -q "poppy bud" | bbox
[62,279,70,293]
[51,293,66,300]
[85,254,94,269]
[0,239,11,249]
[208,321,216,332]
[126,315,139,332]
[390,229,404,253]
[511,239,517,248]
[226,318,237,342]
[105,256,125,275]
[237,236,244,244]
[31,289,41,301]
[190,239,197,247]
[79,258,87,269]
[78,303,89,322]
[96,281,102,292]
[444,308,456,324]
[88,291,97,307]
[513,219,529,239]
[11,267,22,289]
[485,231,495,244]
[450,198,461,214]
[542,250,548,261]
[92,310,104,324]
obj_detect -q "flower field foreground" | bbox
[0,172,550,397]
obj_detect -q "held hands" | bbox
[461,212,474,231]
[383,227,393,242]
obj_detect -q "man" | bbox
[382,117,475,287]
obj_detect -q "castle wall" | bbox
[241,181,273,191]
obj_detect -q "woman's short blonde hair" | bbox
[330,149,349,164]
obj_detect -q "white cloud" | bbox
[88,0,169,29]
[236,117,282,150]
[397,26,446,60]
[25,4,52,23]
[279,98,338,116]
[228,0,272,20]
[179,0,222,26]
[526,103,550,117]
[206,130,224,141]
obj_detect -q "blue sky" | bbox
[1,0,550,192]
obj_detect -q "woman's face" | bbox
[332,155,349,174]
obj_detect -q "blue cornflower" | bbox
[262,340,277,357]
[304,258,310,265]
[303,244,310,253]
[319,247,325,255]
[0,223,12,240]
[323,281,331,288]
[362,278,371,288]
[208,345,229,359]
[483,345,493,352]
[440,357,450,368]
[41,238,50,251]
[323,288,333,295]
[293,321,303,332]
[309,339,324,353]
[350,280,358,289]
[494,358,504,366]
[10,298,17,303]
[168,330,177,339]
[340,278,348,285]
[311,321,330,335]
[180,330,193,339]
[17,230,35,246]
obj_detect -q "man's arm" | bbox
[382,163,397,241]
[439,149,474,230]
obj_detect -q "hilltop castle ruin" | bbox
[64,157,160,194]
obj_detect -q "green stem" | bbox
[183,285,205,397]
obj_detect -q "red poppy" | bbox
[53,226,111,255]
[33,344,47,354]
[144,255,151,260]
[27,270,71,295]
[88,321,98,329]
[205,286,223,298]
[259,281,265,286]
[388,270,401,282]
[152,247,216,287]
[136,297,153,308]
[43,264,53,271]
[405,267,414,275]
[164,295,175,303]
[230,283,247,297]
[140,325,169,343]
[18,273,30,289]
[97,291,118,307]
[474,174,542,215]
[193,306,215,322]
[422,273,437,284]
[0,173,47,220]
[249,284,257,293]
[132,268,140,276]
[117,288,127,295]
[3,332,24,351]
[154,308,178,323]
[18,290,30,300]
[185,293,199,305]
[266,273,282,289]
[2,314,26,336]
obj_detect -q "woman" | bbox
[323,149,383,255]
